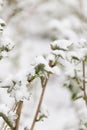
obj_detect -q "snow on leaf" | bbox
[52,50,66,59]
[66,51,80,61]
[8,111,18,127]
[34,56,48,66]
[0,36,14,51]
[0,74,14,88]
[36,106,49,122]
[50,40,73,51]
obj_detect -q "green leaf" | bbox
[35,64,45,74]
[72,56,80,61]
[36,114,47,122]
[72,93,77,100]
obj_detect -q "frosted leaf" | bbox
[10,84,30,102]
[34,56,53,74]
[69,39,87,50]
[0,70,30,101]
[13,71,28,85]
[34,55,59,75]
[26,67,36,82]
[36,106,49,122]
[8,111,18,127]
[0,75,14,88]
[51,40,73,50]
[0,36,14,50]
[52,50,66,58]
[69,48,87,61]
[35,56,48,66]
[75,91,83,100]
[77,39,87,48]
[66,51,80,61]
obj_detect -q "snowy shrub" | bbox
[1,1,87,130]
[0,18,87,130]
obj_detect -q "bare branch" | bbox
[30,75,50,130]
[82,61,87,105]
[14,101,23,130]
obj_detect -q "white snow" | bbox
[0,0,87,130]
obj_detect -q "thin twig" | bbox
[82,61,87,105]
[14,101,23,130]
[30,75,49,130]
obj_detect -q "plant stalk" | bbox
[30,75,49,130]
[82,61,87,105]
[14,101,23,130]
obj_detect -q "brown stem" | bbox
[82,61,87,105]
[14,101,23,130]
[30,75,49,130]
